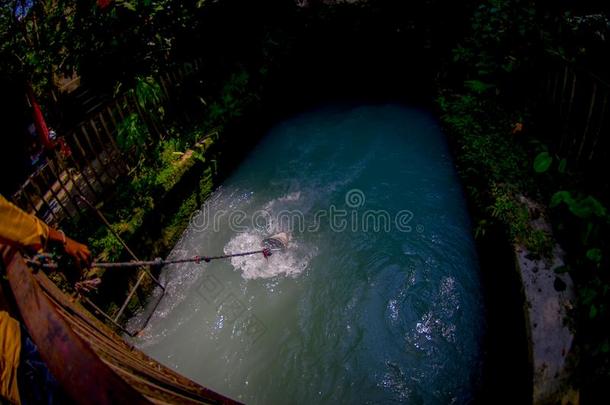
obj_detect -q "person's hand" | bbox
[63,237,92,269]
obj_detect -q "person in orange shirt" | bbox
[0,195,91,267]
[0,194,91,404]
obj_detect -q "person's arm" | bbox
[0,195,91,267]
[46,228,92,268]
[0,195,49,250]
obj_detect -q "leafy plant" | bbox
[135,76,164,112]
[464,79,494,94]
[206,70,252,125]
[551,191,608,221]
[116,113,149,155]
[533,151,553,173]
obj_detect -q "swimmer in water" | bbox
[262,232,290,251]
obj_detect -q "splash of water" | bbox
[224,231,314,279]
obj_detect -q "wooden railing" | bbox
[541,55,610,169]
[11,58,204,226]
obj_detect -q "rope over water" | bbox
[26,247,277,270]
[25,232,289,302]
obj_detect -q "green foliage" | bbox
[455,0,541,83]
[1,0,208,98]
[154,138,199,192]
[558,158,568,174]
[156,167,214,251]
[135,76,164,112]
[116,113,149,155]
[438,0,558,257]
[586,248,603,264]
[488,183,553,255]
[533,151,553,173]
[207,70,252,125]
[464,79,494,94]
[551,191,608,220]
[439,90,552,255]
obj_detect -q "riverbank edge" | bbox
[437,96,579,403]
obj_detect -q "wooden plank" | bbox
[38,164,73,221]
[99,112,129,174]
[106,105,119,129]
[115,96,127,121]
[33,270,242,405]
[107,366,215,405]
[5,252,151,405]
[66,133,101,198]
[47,158,81,214]
[79,126,108,188]
[130,91,163,140]
[29,175,57,223]
[20,184,39,215]
[98,112,121,154]
[89,119,120,180]
[53,150,87,204]
[42,164,73,220]
[54,312,219,405]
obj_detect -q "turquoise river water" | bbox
[129,104,486,404]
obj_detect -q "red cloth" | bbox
[26,86,54,150]
[57,137,72,158]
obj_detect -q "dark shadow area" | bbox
[475,225,532,403]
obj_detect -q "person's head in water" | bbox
[262,232,289,251]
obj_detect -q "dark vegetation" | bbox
[2,0,610,401]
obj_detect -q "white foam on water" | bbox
[224,231,314,280]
